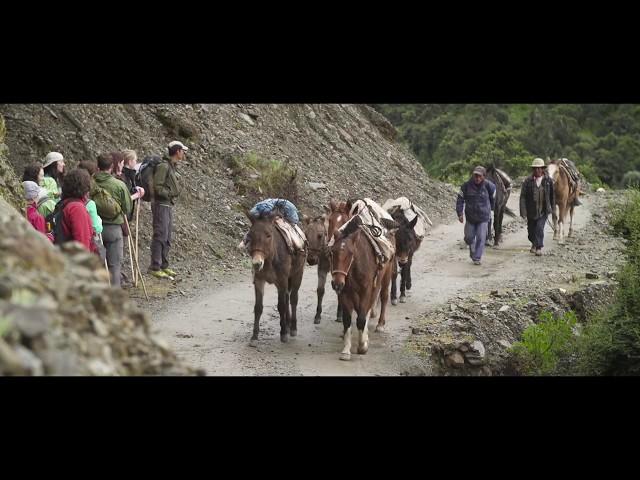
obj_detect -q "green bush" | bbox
[622,171,640,188]
[510,310,578,376]
[227,151,299,209]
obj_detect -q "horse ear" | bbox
[324,204,331,214]
[245,210,255,224]
[329,199,337,212]
[408,216,418,229]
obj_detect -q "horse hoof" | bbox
[313,316,321,324]
[280,334,288,343]
[357,345,369,355]
[335,317,342,323]
[249,338,258,348]
[340,352,351,361]
[290,329,297,337]
[391,299,398,306]
[400,296,406,303]
[406,283,412,290]
[375,324,386,333]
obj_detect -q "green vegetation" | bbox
[510,190,640,375]
[226,151,299,209]
[374,104,640,187]
[510,311,578,375]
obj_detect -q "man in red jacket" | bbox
[59,169,98,254]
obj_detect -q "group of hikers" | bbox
[21,141,187,286]
[456,157,582,264]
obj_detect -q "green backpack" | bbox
[92,184,122,222]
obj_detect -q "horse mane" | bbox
[338,216,362,239]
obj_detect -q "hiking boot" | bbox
[535,248,543,256]
[162,268,177,277]
[150,269,171,279]
[530,246,536,254]
[473,260,481,265]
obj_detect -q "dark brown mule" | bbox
[246,213,306,347]
[485,166,516,246]
[388,211,422,305]
[330,216,398,361]
[303,199,351,324]
[548,161,577,244]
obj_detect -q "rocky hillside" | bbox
[0,104,457,279]
[0,115,22,210]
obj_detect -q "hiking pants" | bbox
[102,224,124,287]
[527,215,547,249]
[464,221,488,261]
[151,202,173,271]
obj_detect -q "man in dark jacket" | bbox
[456,166,496,265]
[520,158,555,256]
[149,140,185,279]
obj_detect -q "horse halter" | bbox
[330,240,355,278]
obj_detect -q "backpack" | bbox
[47,201,76,245]
[92,184,122,222]
[36,195,50,210]
[136,155,162,202]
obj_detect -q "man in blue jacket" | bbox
[456,166,496,265]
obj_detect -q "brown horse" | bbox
[548,161,577,244]
[246,213,306,346]
[303,199,351,324]
[330,216,398,361]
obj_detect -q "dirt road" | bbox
[151,193,593,375]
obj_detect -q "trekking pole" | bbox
[99,233,110,286]
[124,216,149,302]
[135,200,140,287]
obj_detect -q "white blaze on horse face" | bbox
[251,252,265,271]
[337,215,342,223]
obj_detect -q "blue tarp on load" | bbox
[250,198,300,224]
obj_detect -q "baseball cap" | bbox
[168,141,189,151]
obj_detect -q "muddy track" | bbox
[150,192,593,375]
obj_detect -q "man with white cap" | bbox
[520,158,555,256]
[41,152,65,201]
[149,140,187,279]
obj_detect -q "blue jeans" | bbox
[464,221,488,261]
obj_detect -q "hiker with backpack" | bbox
[42,152,66,201]
[55,169,98,253]
[121,149,141,194]
[94,153,135,286]
[22,163,56,219]
[77,161,106,261]
[23,180,53,241]
[146,141,185,279]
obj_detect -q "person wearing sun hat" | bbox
[41,151,66,201]
[520,157,555,256]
